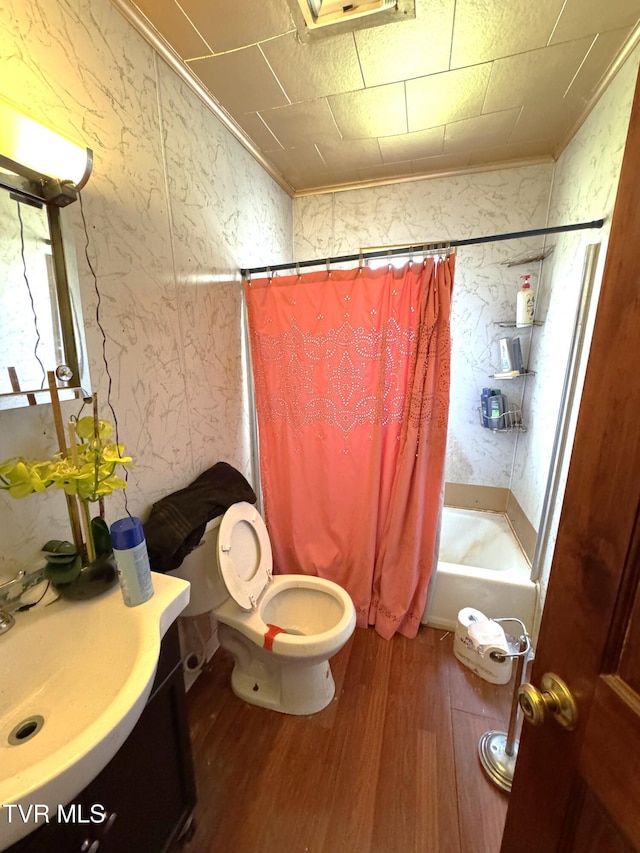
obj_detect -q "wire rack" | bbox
[478,407,527,433]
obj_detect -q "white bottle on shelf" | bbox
[516,274,535,327]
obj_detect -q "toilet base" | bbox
[218,624,337,715]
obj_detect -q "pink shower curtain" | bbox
[245,257,454,639]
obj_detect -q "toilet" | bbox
[171,502,356,715]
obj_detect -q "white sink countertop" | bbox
[0,571,190,850]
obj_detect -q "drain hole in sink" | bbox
[8,715,45,746]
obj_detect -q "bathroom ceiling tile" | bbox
[354,0,455,88]
[450,0,565,68]
[260,99,343,148]
[379,127,445,163]
[126,0,640,194]
[261,32,364,103]
[328,83,407,140]
[411,151,473,174]
[237,113,284,153]
[468,140,554,167]
[407,64,492,132]
[317,138,384,171]
[266,143,325,175]
[357,158,418,182]
[483,39,594,114]
[132,0,212,58]
[179,0,295,53]
[267,145,353,190]
[189,47,289,116]
[550,0,640,43]
[509,98,577,146]
[563,27,635,104]
[443,109,521,152]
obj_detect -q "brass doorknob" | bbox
[518,672,578,731]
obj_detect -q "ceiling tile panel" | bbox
[179,0,294,53]
[267,146,354,191]
[411,151,472,173]
[358,159,418,182]
[379,127,445,162]
[550,0,640,43]
[190,47,289,115]
[509,98,577,145]
[261,32,364,103]
[444,108,521,152]
[267,144,325,175]
[317,138,384,170]
[128,0,638,193]
[468,140,554,166]
[563,27,634,104]
[260,99,343,148]
[406,64,492,132]
[329,83,407,139]
[483,39,594,114]
[355,0,455,87]
[450,0,565,68]
[132,0,212,58]
[236,113,284,152]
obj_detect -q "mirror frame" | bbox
[0,170,91,408]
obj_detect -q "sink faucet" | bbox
[0,570,25,634]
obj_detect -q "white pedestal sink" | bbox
[0,572,190,850]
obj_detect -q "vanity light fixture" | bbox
[0,95,92,206]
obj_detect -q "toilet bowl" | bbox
[171,502,356,715]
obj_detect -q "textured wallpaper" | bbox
[294,166,554,492]
[0,0,292,576]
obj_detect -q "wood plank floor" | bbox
[183,625,514,853]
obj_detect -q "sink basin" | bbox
[0,572,189,850]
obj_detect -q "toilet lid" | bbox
[216,502,272,611]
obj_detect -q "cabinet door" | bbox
[83,663,196,852]
[7,625,196,853]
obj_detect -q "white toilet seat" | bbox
[217,502,273,610]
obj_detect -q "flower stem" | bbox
[80,499,96,563]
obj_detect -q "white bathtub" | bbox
[422,507,538,633]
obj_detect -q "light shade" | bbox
[0,96,92,190]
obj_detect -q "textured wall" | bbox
[294,166,554,493]
[0,0,292,576]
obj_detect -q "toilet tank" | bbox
[167,516,227,617]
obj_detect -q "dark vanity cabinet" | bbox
[8,622,196,853]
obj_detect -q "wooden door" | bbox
[500,64,640,851]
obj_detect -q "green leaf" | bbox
[41,540,78,556]
[44,554,82,584]
[91,516,112,557]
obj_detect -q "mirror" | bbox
[0,185,90,409]
[0,96,92,410]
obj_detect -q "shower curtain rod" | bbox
[240,219,605,277]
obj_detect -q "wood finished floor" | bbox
[183,626,514,853]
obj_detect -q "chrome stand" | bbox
[478,618,531,793]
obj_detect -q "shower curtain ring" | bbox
[326,257,331,277]
[295,261,301,279]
